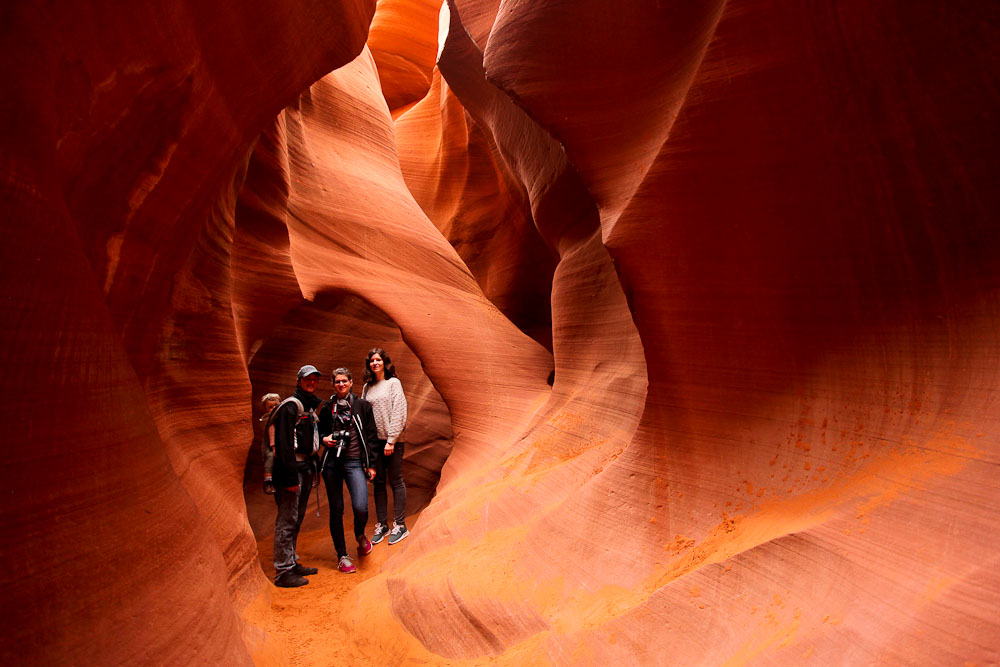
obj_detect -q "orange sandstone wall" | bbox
[0,0,375,664]
[1,0,998,665]
[346,0,1000,663]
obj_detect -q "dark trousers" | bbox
[322,455,369,558]
[272,460,314,578]
[373,439,406,526]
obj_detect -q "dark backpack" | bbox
[264,397,319,455]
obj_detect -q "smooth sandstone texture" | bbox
[367,0,442,115]
[394,69,557,348]
[350,0,998,663]
[0,0,376,664]
[1,0,998,665]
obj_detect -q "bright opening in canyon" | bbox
[2,0,998,665]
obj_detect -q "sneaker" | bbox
[263,479,275,495]
[357,535,373,556]
[274,571,308,587]
[293,563,318,576]
[338,556,356,573]
[371,522,389,544]
[388,522,409,545]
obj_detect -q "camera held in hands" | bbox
[330,429,350,457]
[330,398,352,458]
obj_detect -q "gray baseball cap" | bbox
[297,364,322,379]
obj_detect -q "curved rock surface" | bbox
[0,0,376,664]
[1,0,998,665]
[367,0,441,115]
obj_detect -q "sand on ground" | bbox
[246,506,418,666]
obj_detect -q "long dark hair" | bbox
[363,347,397,385]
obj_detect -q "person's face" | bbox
[369,353,384,376]
[264,398,279,412]
[298,373,320,394]
[333,374,353,399]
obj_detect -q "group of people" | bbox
[260,347,409,588]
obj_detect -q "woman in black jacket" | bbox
[318,367,380,573]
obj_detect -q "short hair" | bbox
[363,347,397,384]
[332,367,352,380]
[260,392,280,407]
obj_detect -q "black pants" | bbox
[373,439,406,526]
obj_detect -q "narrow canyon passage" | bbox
[1,1,998,665]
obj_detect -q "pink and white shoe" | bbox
[357,534,373,556]
[338,556,356,573]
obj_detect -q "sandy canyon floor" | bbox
[247,509,424,666]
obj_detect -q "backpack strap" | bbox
[280,396,320,454]
[283,396,305,416]
[264,397,309,450]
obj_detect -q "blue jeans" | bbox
[273,460,314,578]
[323,456,369,558]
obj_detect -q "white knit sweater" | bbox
[362,376,408,443]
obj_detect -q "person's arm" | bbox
[362,402,379,478]
[272,402,299,489]
[385,378,408,446]
[318,400,335,446]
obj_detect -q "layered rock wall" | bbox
[0,1,375,663]
[1,0,998,665]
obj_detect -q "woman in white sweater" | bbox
[362,347,409,545]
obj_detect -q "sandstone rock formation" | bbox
[1,0,998,665]
[0,1,377,663]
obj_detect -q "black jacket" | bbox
[271,387,321,489]
[318,392,380,470]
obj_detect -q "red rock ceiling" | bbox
[1,0,998,664]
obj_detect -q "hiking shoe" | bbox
[371,522,389,544]
[357,535,373,556]
[274,571,308,588]
[263,479,276,495]
[293,563,318,576]
[388,522,409,545]
[338,556,356,573]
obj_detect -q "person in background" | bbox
[260,392,281,495]
[271,365,322,588]
[362,347,409,545]
[318,368,379,574]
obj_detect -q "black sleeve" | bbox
[362,401,380,464]
[317,399,333,438]
[272,402,299,487]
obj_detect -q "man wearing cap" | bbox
[271,364,323,587]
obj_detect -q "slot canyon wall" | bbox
[1,0,998,665]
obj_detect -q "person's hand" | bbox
[384,442,395,455]
[322,435,334,446]
[366,467,375,480]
